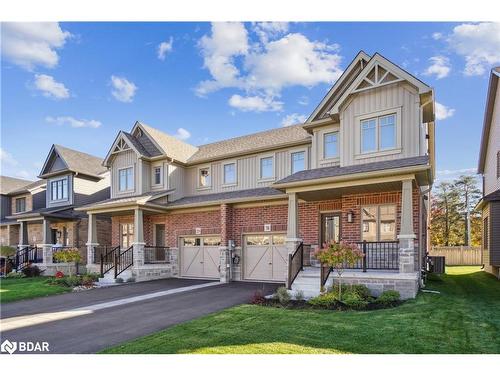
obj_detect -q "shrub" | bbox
[50,275,81,288]
[308,292,337,308]
[376,290,401,306]
[0,246,16,257]
[294,289,305,301]
[5,271,25,279]
[250,289,266,305]
[81,275,96,287]
[274,286,291,306]
[53,248,82,276]
[342,291,369,310]
[350,284,372,300]
[22,265,42,278]
[55,271,65,278]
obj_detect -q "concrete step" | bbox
[98,269,132,284]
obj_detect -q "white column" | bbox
[86,213,99,264]
[132,208,145,267]
[286,192,300,241]
[398,179,416,273]
[42,218,53,264]
[18,221,28,247]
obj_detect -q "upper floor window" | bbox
[223,163,236,185]
[153,166,162,185]
[361,114,396,153]
[199,167,211,188]
[361,205,396,241]
[291,151,305,173]
[51,178,68,201]
[260,156,274,179]
[323,132,339,159]
[15,197,26,213]
[119,167,134,192]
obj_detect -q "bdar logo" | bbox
[1,340,17,354]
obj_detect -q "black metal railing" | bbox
[320,263,333,291]
[144,245,170,264]
[100,245,120,277]
[355,241,399,271]
[114,246,133,278]
[15,245,42,271]
[93,245,113,264]
[287,242,304,289]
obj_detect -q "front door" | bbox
[120,223,134,249]
[321,213,341,246]
[154,224,166,261]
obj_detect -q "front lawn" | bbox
[0,277,71,303]
[102,267,500,354]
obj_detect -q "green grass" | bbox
[0,277,70,303]
[102,267,500,354]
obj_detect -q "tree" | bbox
[454,175,482,246]
[430,182,462,246]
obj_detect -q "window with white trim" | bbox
[260,156,274,179]
[15,197,26,213]
[50,178,68,201]
[361,205,396,241]
[199,167,211,188]
[153,166,162,185]
[291,151,305,173]
[361,113,396,153]
[118,167,134,192]
[323,132,339,158]
[223,163,236,185]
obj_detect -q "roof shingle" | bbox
[0,176,33,195]
[52,145,107,177]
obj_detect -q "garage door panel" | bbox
[244,246,272,280]
[180,236,221,279]
[181,247,203,277]
[203,246,220,278]
[243,234,287,282]
[272,246,288,281]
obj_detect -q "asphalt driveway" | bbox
[0,279,279,354]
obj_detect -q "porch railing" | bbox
[100,245,120,277]
[93,245,114,264]
[320,263,333,291]
[144,246,170,264]
[114,246,133,278]
[15,245,42,272]
[287,242,304,289]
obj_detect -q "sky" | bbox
[1,22,499,183]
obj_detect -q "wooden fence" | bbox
[429,246,481,266]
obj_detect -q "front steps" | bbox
[98,269,133,285]
[291,267,330,298]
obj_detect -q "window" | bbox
[361,113,396,153]
[291,151,306,173]
[260,156,274,179]
[15,197,26,213]
[323,132,339,159]
[50,178,68,201]
[361,205,396,241]
[183,237,201,246]
[199,167,211,188]
[223,163,236,185]
[484,217,489,250]
[120,223,134,249]
[118,167,134,192]
[246,235,270,246]
[203,237,222,246]
[153,166,162,185]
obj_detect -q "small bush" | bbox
[49,275,81,287]
[294,290,305,301]
[85,273,100,282]
[350,284,371,300]
[250,290,266,305]
[0,246,16,257]
[22,265,42,278]
[376,290,401,306]
[81,275,96,287]
[274,286,291,306]
[5,271,25,279]
[115,277,124,283]
[308,292,337,308]
[342,291,369,310]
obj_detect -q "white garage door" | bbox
[180,236,221,279]
[243,233,287,282]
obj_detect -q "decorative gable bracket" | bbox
[352,62,402,93]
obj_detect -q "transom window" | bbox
[199,167,211,188]
[361,205,396,241]
[223,163,236,184]
[323,132,339,159]
[118,167,134,192]
[291,151,305,173]
[15,197,26,213]
[51,178,68,201]
[153,166,162,185]
[361,114,396,153]
[260,156,274,179]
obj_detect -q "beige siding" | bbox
[141,159,151,194]
[73,172,110,206]
[168,163,186,201]
[484,79,500,196]
[111,150,138,198]
[339,82,422,167]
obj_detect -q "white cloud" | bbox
[423,56,451,79]
[157,37,173,60]
[173,127,191,140]
[0,148,19,167]
[228,94,283,112]
[432,32,443,40]
[1,22,71,70]
[447,22,500,76]
[281,113,307,127]
[437,168,476,176]
[46,116,102,128]
[196,22,343,112]
[33,74,70,99]
[435,102,455,120]
[110,75,137,103]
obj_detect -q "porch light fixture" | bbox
[347,210,354,223]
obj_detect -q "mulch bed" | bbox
[255,298,402,311]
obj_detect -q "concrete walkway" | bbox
[0,279,278,354]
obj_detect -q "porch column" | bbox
[86,213,99,264]
[18,221,29,248]
[41,218,53,264]
[132,208,145,267]
[286,192,299,241]
[219,203,232,283]
[398,179,416,273]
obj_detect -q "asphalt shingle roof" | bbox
[53,145,107,177]
[8,179,46,195]
[483,189,500,202]
[0,176,33,195]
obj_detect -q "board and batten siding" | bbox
[483,79,500,196]
[339,82,422,167]
[111,150,138,198]
[73,172,110,206]
[167,163,186,201]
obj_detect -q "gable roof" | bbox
[478,67,500,173]
[0,176,33,195]
[8,179,46,195]
[39,144,107,179]
[187,124,311,164]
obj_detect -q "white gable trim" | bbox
[328,53,432,115]
[103,131,142,167]
[39,145,69,177]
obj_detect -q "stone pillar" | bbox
[219,203,232,283]
[398,179,416,273]
[132,208,145,267]
[41,218,53,264]
[86,213,99,264]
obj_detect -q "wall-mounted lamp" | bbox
[347,210,354,223]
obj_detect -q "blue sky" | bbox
[1,22,499,182]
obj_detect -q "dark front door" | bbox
[51,229,58,245]
[321,213,341,246]
[155,224,166,261]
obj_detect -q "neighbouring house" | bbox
[6,144,112,274]
[0,176,45,248]
[81,51,435,299]
[477,67,500,279]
